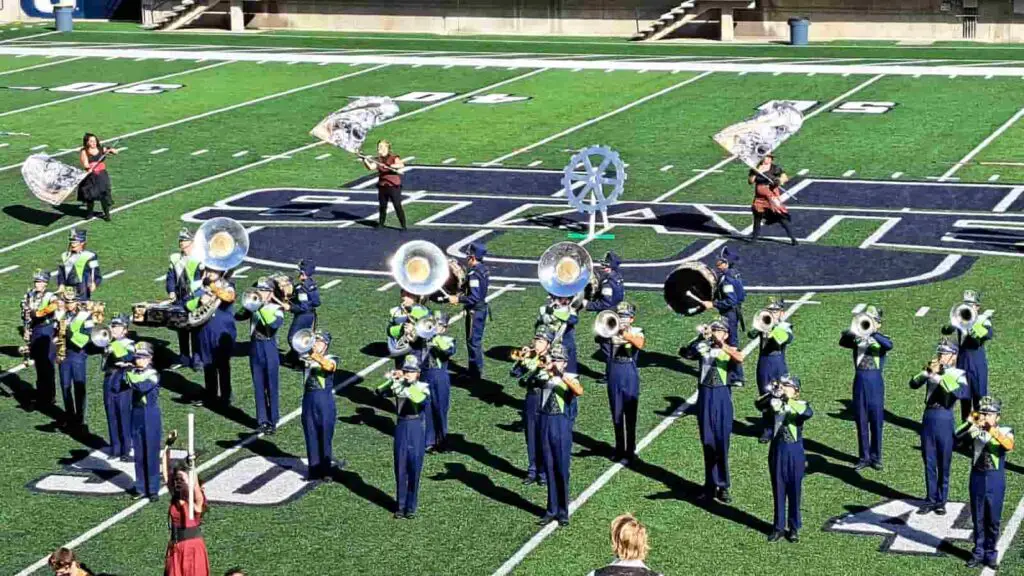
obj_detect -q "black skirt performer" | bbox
[77,133,118,222]
[362,139,407,230]
[748,155,797,246]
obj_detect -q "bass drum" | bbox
[131,302,189,329]
[663,262,717,316]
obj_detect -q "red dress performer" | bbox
[748,154,798,246]
[163,431,210,576]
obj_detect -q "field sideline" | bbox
[1,24,1024,576]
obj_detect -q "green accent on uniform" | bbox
[72,251,94,282]
[185,295,200,312]
[770,325,789,345]
[186,257,202,290]
[257,304,281,325]
[35,293,54,311]
[388,324,403,339]
[110,339,132,360]
[552,308,571,322]
[405,382,428,404]
[69,312,90,348]
[783,399,809,440]
[125,369,157,405]
[972,321,991,339]
[714,349,729,384]
[410,305,430,320]
[940,370,964,393]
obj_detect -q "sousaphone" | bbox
[390,240,451,297]
[538,242,593,298]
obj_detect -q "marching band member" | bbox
[682,319,744,503]
[956,396,1014,569]
[748,299,792,443]
[235,278,285,435]
[78,133,118,222]
[162,436,210,576]
[424,310,456,452]
[286,259,321,365]
[702,247,746,386]
[756,375,812,543]
[58,287,94,431]
[748,154,798,245]
[362,139,408,230]
[538,345,584,527]
[449,241,490,380]
[57,229,102,300]
[376,354,431,519]
[942,290,994,422]
[187,270,237,406]
[910,338,969,516]
[511,328,555,486]
[388,289,430,367]
[585,251,625,314]
[166,228,204,369]
[839,305,892,472]
[597,302,645,463]
[126,342,162,501]
[102,315,134,461]
[300,331,344,481]
[25,269,58,408]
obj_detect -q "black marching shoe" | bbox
[986,559,999,570]
[393,511,406,520]
[537,515,555,526]
[966,558,983,569]
[853,460,870,471]
[522,476,538,486]
[767,530,784,543]
[915,503,934,515]
[934,504,947,516]
[785,530,799,543]
[405,511,416,520]
[558,517,569,527]
[716,488,732,504]
[870,461,884,471]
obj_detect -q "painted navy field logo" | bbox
[183,166,1024,292]
[29,449,315,506]
[824,499,973,556]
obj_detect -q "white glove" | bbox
[770,398,783,412]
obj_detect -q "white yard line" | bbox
[652,74,885,203]
[376,281,397,292]
[0,30,58,44]
[0,264,19,274]
[0,61,231,119]
[150,148,168,155]
[842,169,857,177]
[992,186,1024,213]
[320,278,342,290]
[851,303,867,314]
[190,149,208,156]
[0,55,83,77]
[232,150,249,158]
[491,292,819,576]
[315,153,332,160]
[986,494,1024,576]
[528,160,543,167]
[0,64,391,173]
[915,306,930,317]
[104,269,124,279]
[483,71,711,166]
[0,69,547,256]
[14,284,519,576]
[939,106,1024,181]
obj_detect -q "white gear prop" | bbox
[21,154,88,206]
[561,145,626,240]
[309,96,400,154]
[713,101,804,170]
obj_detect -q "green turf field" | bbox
[1,24,1024,576]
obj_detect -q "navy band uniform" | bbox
[287,259,321,364]
[26,270,58,407]
[58,287,94,429]
[236,277,285,434]
[750,299,792,443]
[456,242,489,379]
[706,247,745,386]
[377,354,431,519]
[538,345,583,527]
[910,339,969,514]
[598,302,645,463]
[839,306,892,470]
[942,290,993,422]
[186,271,237,404]
[585,251,625,364]
[756,375,812,542]
[300,331,341,481]
[166,228,204,369]
[511,329,555,486]
[423,310,456,451]
[102,315,135,460]
[955,396,1014,569]
[126,342,162,500]
[57,229,102,300]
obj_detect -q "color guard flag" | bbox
[713,101,804,169]
[21,154,88,206]
[309,96,400,154]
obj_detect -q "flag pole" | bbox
[187,412,195,521]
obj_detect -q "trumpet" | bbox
[925,356,944,375]
[695,323,714,341]
[849,312,878,339]
[752,308,776,334]
[510,346,549,366]
[291,328,315,356]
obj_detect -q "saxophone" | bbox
[19,291,39,359]
[56,312,68,364]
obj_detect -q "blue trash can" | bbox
[788,17,809,46]
[55,6,74,33]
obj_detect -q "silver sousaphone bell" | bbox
[538,242,593,298]
[291,328,316,355]
[390,240,451,296]
[192,217,250,272]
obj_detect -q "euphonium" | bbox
[849,312,878,339]
[594,310,622,341]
